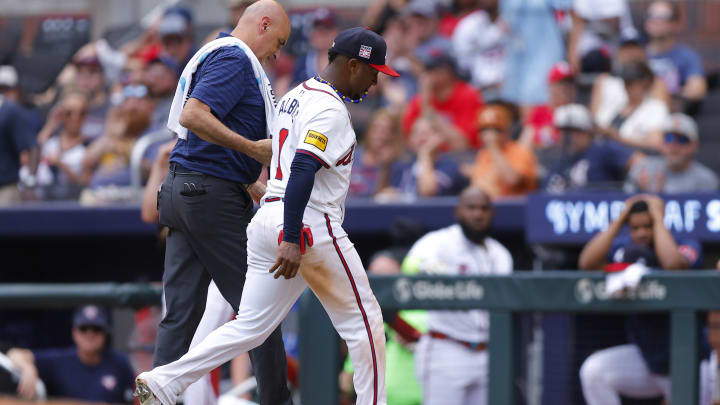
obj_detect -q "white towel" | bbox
[605,262,650,297]
[167,36,277,140]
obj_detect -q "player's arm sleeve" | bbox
[677,239,702,269]
[683,48,705,78]
[11,106,38,153]
[295,107,353,168]
[282,153,323,244]
[188,49,250,119]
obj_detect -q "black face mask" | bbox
[459,220,490,244]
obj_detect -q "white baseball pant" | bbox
[183,281,235,405]
[140,203,387,405]
[580,344,714,405]
[414,335,488,405]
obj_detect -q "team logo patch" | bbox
[304,130,328,151]
[359,45,372,59]
[101,375,117,391]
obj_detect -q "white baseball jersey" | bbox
[265,77,357,223]
[405,224,513,342]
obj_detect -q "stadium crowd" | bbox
[1,0,716,206]
[1,0,720,404]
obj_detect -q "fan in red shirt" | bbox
[519,61,577,150]
[402,44,484,150]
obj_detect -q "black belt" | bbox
[169,162,203,174]
[429,331,487,351]
[170,163,251,189]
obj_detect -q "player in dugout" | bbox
[578,194,715,404]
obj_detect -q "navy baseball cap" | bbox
[73,305,110,332]
[330,27,399,77]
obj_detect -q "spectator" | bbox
[0,91,40,205]
[471,102,537,199]
[72,48,112,142]
[81,84,153,195]
[519,61,577,170]
[500,0,567,112]
[410,187,513,405]
[568,0,637,74]
[597,60,669,151]
[0,65,22,103]
[578,195,714,405]
[291,8,339,86]
[404,0,451,76]
[157,6,196,72]
[644,0,707,115]
[437,0,480,37]
[7,306,134,403]
[402,44,483,150]
[23,92,88,200]
[626,113,718,194]
[590,39,670,127]
[349,109,405,198]
[144,56,180,132]
[544,104,640,192]
[451,0,506,97]
[386,117,467,199]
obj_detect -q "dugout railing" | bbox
[2,271,719,405]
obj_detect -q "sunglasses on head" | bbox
[78,325,104,333]
[664,132,691,145]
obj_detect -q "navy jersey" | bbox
[33,348,134,403]
[609,236,704,374]
[170,32,266,184]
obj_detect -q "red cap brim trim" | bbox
[369,63,400,77]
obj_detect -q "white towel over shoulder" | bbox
[167,36,277,140]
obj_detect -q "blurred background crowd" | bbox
[1,0,718,206]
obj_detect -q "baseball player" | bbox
[407,187,513,405]
[135,27,399,405]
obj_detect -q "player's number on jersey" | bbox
[274,128,289,180]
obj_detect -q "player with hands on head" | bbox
[578,194,688,271]
[578,194,714,404]
[135,26,399,405]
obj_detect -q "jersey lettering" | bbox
[274,128,289,180]
[278,98,300,119]
[304,130,328,151]
[335,144,355,166]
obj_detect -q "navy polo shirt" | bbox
[0,98,39,185]
[170,32,266,184]
[33,347,134,403]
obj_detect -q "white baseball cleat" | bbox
[134,377,162,405]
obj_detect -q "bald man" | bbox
[406,187,514,405]
[148,2,293,405]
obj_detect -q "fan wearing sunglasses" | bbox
[625,113,718,193]
[5,306,135,403]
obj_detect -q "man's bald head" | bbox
[232,0,290,64]
[459,186,491,206]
